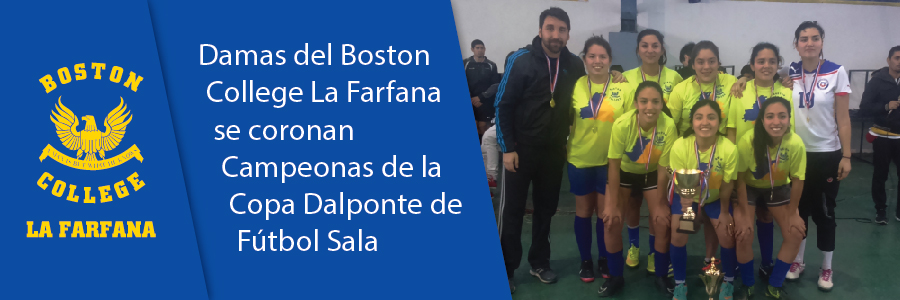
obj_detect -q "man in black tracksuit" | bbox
[860,46,900,224]
[463,39,500,140]
[495,7,585,292]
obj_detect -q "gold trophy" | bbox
[673,169,703,234]
[699,258,725,300]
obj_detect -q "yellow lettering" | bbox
[57,67,72,84]
[59,221,71,238]
[142,221,156,238]
[82,186,96,204]
[98,185,112,203]
[113,221,126,237]
[123,72,143,92]
[39,75,57,93]
[91,63,106,79]
[26,221,38,237]
[86,221,99,238]
[72,221,85,238]
[127,172,145,191]
[66,183,79,202]
[100,221,112,237]
[40,221,53,238]
[37,172,53,190]
[109,66,124,83]
[74,63,87,80]
[114,180,129,198]
[127,221,141,238]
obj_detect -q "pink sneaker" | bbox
[817,269,833,292]
[785,262,805,281]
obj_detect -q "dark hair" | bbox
[752,97,792,173]
[539,7,570,30]
[682,100,723,138]
[634,81,673,118]
[680,42,696,64]
[889,45,900,58]
[794,21,825,57]
[636,29,667,65]
[690,40,719,67]
[581,36,613,60]
[749,42,783,68]
[740,65,753,77]
[471,39,484,48]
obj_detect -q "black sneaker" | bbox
[598,257,610,279]
[508,277,515,294]
[598,276,625,297]
[876,210,888,225]
[765,284,789,299]
[759,263,774,280]
[529,267,558,284]
[655,276,675,296]
[579,260,595,282]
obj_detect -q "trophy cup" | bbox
[699,258,725,300]
[673,169,703,234]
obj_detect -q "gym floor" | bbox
[493,159,900,300]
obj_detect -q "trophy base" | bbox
[676,217,700,234]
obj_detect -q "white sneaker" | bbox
[817,269,834,292]
[785,262,805,281]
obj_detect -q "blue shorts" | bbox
[670,194,733,219]
[567,163,608,196]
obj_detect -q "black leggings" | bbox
[799,150,840,252]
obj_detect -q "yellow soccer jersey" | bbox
[663,136,737,203]
[568,75,636,168]
[726,80,795,140]
[737,131,807,189]
[667,73,737,135]
[623,66,684,103]
[609,110,678,174]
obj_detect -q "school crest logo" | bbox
[817,79,828,90]
[35,63,147,204]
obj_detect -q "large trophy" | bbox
[671,168,703,234]
[700,258,725,300]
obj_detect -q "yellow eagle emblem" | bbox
[50,97,132,161]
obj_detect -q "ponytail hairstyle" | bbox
[636,29,667,65]
[682,100,724,138]
[634,81,672,118]
[752,97,792,173]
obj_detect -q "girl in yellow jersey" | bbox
[621,30,684,273]
[568,36,635,283]
[725,43,794,283]
[668,41,737,135]
[660,100,738,300]
[734,97,807,299]
[599,81,676,297]
[668,40,737,265]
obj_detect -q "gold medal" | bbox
[550,98,556,108]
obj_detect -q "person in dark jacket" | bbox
[677,42,696,79]
[860,45,900,224]
[495,7,586,293]
[464,39,500,139]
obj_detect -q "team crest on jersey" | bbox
[817,79,828,90]
[610,87,621,100]
[665,83,673,94]
[35,63,147,204]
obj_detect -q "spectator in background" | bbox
[481,51,520,191]
[678,42,696,79]
[860,45,900,225]
[738,65,754,81]
[464,39,500,140]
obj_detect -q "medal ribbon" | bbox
[588,75,611,118]
[694,137,718,206]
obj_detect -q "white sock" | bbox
[794,239,807,263]
[822,251,833,270]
